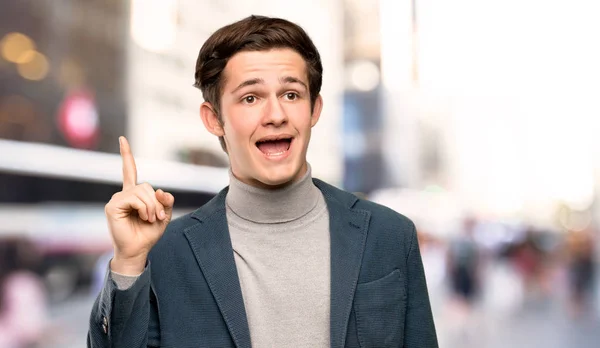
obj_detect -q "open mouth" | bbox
[255,136,293,157]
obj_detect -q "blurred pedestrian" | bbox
[445,217,482,343]
[447,217,481,308]
[0,237,48,348]
[565,228,596,318]
[512,229,545,302]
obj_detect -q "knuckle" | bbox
[105,193,121,212]
[136,199,146,209]
[140,182,154,191]
[137,205,147,216]
[146,201,156,211]
[133,186,148,197]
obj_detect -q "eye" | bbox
[284,92,298,101]
[242,95,256,104]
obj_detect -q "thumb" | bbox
[156,189,175,219]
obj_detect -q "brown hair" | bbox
[193,15,323,151]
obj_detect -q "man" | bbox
[88,15,437,348]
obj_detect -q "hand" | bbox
[104,136,175,275]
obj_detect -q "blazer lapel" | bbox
[184,189,252,348]
[315,180,371,348]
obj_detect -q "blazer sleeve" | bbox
[87,262,160,348]
[403,224,439,347]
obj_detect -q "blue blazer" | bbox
[88,179,438,347]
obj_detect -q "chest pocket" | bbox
[353,269,407,347]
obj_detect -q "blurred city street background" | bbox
[1,0,600,347]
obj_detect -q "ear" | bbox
[200,102,224,137]
[310,95,323,128]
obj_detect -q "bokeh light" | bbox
[0,32,36,63]
[16,51,49,81]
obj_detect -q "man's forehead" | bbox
[223,49,309,86]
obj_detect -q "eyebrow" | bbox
[279,76,308,90]
[231,76,308,94]
[232,78,264,94]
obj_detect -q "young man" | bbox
[88,15,437,348]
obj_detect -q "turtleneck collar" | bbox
[225,164,321,224]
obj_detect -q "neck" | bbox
[226,164,320,223]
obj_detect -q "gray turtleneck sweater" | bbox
[111,166,331,348]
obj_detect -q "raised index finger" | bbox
[119,136,137,190]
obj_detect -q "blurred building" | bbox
[0,0,130,205]
[341,0,385,193]
[343,0,442,193]
[0,0,129,153]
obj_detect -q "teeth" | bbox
[258,139,291,144]
[265,151,286,156]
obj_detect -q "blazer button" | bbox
[102,316,108,334]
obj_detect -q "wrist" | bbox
[110,254,147,276]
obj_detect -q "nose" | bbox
[262,95,288,127]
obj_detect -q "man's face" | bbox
[201,48,322,188]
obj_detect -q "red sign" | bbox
[57,89,100,149]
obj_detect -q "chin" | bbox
[255,162,302,188]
